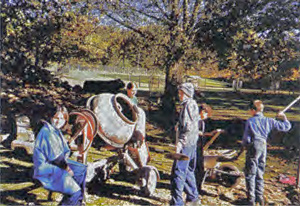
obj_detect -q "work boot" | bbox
[247,199,255,206]
[248,201,255,206]
[186,199,201,206]
[256,198,265,206]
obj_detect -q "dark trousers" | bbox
[195,137,205,192]
[170,145,199,206]
[245,139,267,204]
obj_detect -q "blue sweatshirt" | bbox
[242,112,291,146]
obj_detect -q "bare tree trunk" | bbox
[35,40,39,67]
[161,58,181,142]
[297,148,300,188]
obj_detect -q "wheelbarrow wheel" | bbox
[217,164,242,188]
[139,167,157,197]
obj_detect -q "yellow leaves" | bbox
[287,31,295,37]
[269,65,277,72]
[232,52,237,58]
[233,29,265,48]
[246,29,256,39]
[233,31,243,41]
[283,68,300,81]
[8,94,20,103]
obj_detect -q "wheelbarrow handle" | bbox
[203,129,223,151]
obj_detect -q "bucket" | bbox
[87,93,138,148]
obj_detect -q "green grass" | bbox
[1,88,300,205]
[61,69,230,91]
[196,78,231,88]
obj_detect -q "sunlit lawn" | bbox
[2,68,298,205]
[60,69,231,92]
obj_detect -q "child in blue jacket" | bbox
[235,100,291,206]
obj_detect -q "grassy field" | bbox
[1,69,299,205]
[59,69,230,91]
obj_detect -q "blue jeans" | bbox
[60,159,87,206]
[245,139,267,203]
[170,145,199,206]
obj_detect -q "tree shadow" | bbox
[156,181,171,190]
[199,189,219,198]
[158,171,172,181]
[230,197,251,205]
[0,188,53,206]
[203,90,299,109]
[219,193,234,202]
[284,185,300,205]
[0,147,34,185]
[0,147,55,205]
[87,180,157,205]
[0,161,33,184]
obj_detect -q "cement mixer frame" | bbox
[68,93,160,197]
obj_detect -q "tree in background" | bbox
[85,0,210,127]
[1,0,70,77]
[2,0,299,120]
[67,0,300,124]
[196,0,300,88]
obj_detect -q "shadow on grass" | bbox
[0,188,48,205]
[230,197,250,205]
[0,147,53,205]
[87,177,157,205]
[202,91,300,110]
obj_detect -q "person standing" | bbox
[170,83,200,206]
[33,106,87,206]
[195,103,215,193]
[126,81,138,105]
[235,100,291,206]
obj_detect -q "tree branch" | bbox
[151,0,173,25]
[182,0,188,31]
[118,0,167,23]
[189,0,201,32]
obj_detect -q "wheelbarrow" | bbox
[202,151,243,188]
[68,93,159,197]
[201,130,243,188]
[165,129,243,188]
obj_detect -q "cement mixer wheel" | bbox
[139,167,157,197]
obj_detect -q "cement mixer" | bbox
[68,93,159,197]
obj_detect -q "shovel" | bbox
[165,153,189,161]
[165,123,189,161]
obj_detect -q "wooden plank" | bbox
[203,130,223,151]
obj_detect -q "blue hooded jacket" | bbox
[33,122,81,194]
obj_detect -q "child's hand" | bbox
[276,111,287,120]
[216,129,224,133]
[174,122,179,132]
[66,166,74,176]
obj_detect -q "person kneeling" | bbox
[33,106,87,205]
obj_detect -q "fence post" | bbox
[139,76,141,87]
[149,76,151,91]
[297,143,300,188]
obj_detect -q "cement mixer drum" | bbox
[87,93,138,148]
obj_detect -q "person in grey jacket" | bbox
[170,82,200,206]
[235,100,291,206]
